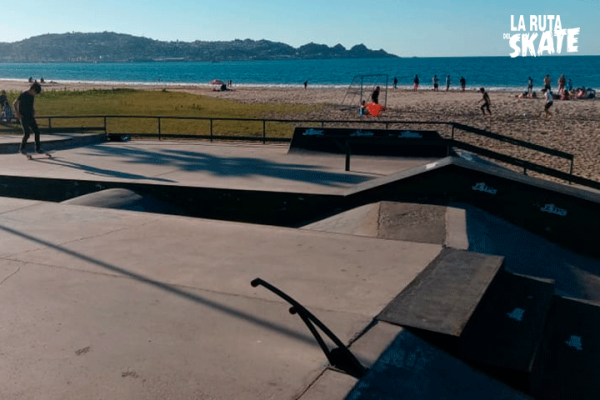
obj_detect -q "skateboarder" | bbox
[14,82,44,155]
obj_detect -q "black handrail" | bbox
[452,122,573,161]
[251,278,367,379]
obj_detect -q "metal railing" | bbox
[30,114,453,143]
[2,114,597,190]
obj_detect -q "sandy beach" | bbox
[2,78,599,182]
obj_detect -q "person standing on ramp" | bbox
[14,82,43,154]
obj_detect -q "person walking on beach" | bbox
[542,88,554,118]
[393,77,398,89]
[558,74,566,94]
[568,79,573,92]
[460,76,466,92]
[479,87,491,115]
[543,74,551,91]
[527,77,534,94]
[304,80,308,90]
[413,75,420,91]
[14,82,43,154]
[432,75,439,91]
[371,86,380,104]
[445,75,451,91]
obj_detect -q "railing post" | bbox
[103,116,107,134]
[48,117,52,134]
[158,117,161,141]
[263,119,266,144]
[210,119,213,142]
[569,159,574,184]
[345,140,351,172]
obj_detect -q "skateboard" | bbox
[24,151,54,160]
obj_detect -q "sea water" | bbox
[0,56,599,92]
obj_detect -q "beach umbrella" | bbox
[210,79,224,85]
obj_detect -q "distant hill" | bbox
[0,32,398,62]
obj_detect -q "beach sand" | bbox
[2,79,599,183]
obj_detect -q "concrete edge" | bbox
[445,206,469,250]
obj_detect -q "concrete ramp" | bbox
[303,201,467,247]
[0,196,443,400]
[61,188,184,215]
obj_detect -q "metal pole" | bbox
[345,141,351,171]
[263,120,266,144]
[48,117,52,134]
[569,159,574,184]
[158,117,161,141]
[210,119,213,142]
[104,116,107,134]
[385,74,388,107]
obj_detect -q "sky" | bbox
[2,0,599,57]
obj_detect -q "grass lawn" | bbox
[3,89,321,139]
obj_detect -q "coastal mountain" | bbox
[0,32,397,62]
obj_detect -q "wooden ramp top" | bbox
[378,248,504,336]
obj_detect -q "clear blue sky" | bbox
[3,0,599,57]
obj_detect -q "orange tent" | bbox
[366,102,385,117]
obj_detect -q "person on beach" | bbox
[479,87,491,115]
[359,100,369,116]
[14,82,44,154]
[460,76,466,92]
[304,80,308,90]
[371,86,380,104]
[542,88,553,117]
[543,74,551,91]
[0,90,14,122]
[558,74,566,94]
[445,75,451,91]
[393,77,398,89]
[527,77,534,94]
[567,79,573,92]
[413,75,420,91]
[432,75,439,91]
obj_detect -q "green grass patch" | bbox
[25,89,320,138]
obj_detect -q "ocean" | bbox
[0,56,599,92]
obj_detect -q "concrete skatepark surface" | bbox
[0,135,597,399]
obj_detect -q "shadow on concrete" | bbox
[84,145,371,187]
[0,223,328,349]
[345,327,530,400]
[462,204,600,302]
[28,156,176,183]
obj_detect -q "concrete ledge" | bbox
[0,133,106,154]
